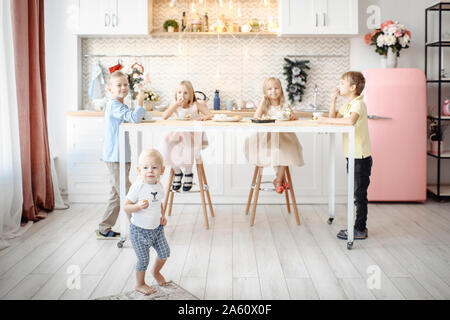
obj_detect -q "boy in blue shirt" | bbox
[97,70,146,239]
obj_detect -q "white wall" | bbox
[45,0,445,193]
[351,0,437,71]
[45,0,79,194]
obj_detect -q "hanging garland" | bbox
[283,57,310,104]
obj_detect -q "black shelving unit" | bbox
[425,2,450,200]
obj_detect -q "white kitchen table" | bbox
[118,119,356,250]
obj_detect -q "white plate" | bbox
[274,118,290,121]
[175,118,194,121]
[213,118,242,122]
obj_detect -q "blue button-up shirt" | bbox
[102,99,146,163]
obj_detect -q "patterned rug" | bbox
[95,281,199,300]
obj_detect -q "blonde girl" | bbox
[244,77,304,193]
[162,80,213,191]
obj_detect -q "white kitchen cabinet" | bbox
[76,0,151,35]
[67,116,110,202]
[279,0,358,35]
[223,132,324,200]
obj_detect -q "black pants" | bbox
[346,156,373,232]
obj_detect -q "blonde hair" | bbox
[174,80,197,105]
[341,71,366,96]
[107,70,128,86]
[262,77,287,114]
[138,149,164,167]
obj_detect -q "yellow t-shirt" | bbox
[338,95,372,159]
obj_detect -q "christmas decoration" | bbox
[283,57,310,104]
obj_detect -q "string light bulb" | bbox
[229,0,233,9]
[215,65,221,78]
[264,0,269,6]
[237,7,242,17]
[170,0,176,7]
[243,48,249,59]
[219,0,223,8]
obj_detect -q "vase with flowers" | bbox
[365,20,411,68]
[124,64,144,108]
[142,89,160,111]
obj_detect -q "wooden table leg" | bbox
[286,167,300,225]
[245,166,259,215]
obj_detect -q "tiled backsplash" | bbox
[82,36,349,110]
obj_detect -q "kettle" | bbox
[195,91,209,102]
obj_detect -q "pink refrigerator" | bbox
[363,69,427,202]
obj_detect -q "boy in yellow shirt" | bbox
[318,71,372,240]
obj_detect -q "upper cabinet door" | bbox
[77,0,109,35]
[320,0,358,35]
[279,0,316,35]
[279,0,358,35]
[115,0,149,35]
[75,0,150,35]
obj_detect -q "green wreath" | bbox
[283,58,310,104]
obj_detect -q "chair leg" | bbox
[196,163,209,229]
[199,163,214,217]
[163,168,174,215]
[286,167,300,225]
[168,191,174,216]
[284,188,291,214]
[245,166,259,215]
[250,167,263,226]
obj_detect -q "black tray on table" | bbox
[250,118,276,123]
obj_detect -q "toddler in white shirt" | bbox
[124,149,169,295]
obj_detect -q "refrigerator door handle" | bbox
[368,115,392,120]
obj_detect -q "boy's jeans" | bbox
[346,156,373,232]
[99,162,131,234]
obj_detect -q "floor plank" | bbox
[204,205,233,300]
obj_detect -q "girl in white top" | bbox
[244,77,304,193]
[162,80,213,191]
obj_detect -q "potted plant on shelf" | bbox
[365,20,411,68]
[163,19,179,32]
[429,120,443,155]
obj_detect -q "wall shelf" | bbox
[427,151,450,158]
[149,31,279,37]
[427,184,450,198]
[427,115,450,120]
[425,2,450,200]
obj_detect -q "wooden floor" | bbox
[0,201,449,300]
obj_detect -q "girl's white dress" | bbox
[162,102,208,167]
[244,104,304,167]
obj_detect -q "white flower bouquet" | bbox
[365,20,411,57]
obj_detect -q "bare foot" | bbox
[135,283,157,295]
[153,272,168,286]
